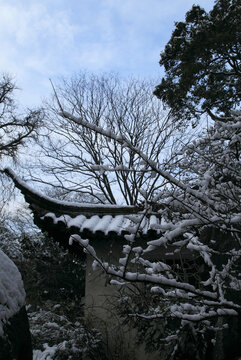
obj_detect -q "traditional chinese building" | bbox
[5,167,194,360]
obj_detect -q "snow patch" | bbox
[0,249,25,337]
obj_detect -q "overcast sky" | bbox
[0,0,214,107]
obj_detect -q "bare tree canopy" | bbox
[35,73,176,205]
[0,74,43,220]
[0,74,43,360]
[0,74,42,161]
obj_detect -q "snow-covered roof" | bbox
[40,212,193,260]
[4,168,165,250]
[0,249,25,337]
[4,167,162,240]
[5,168,193,260]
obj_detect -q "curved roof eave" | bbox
[4,168,139,217]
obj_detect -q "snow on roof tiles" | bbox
[39,212,194,261]
[41,212,162,240]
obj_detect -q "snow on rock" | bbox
[0,249,25,337]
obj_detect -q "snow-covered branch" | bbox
[64,107,241,331]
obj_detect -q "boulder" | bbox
[0,249,32,359]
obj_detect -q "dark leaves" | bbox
[154,0,241,122]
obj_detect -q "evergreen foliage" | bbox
[154,0,241,123]
[16,234,85,311]
[29,308,105,360]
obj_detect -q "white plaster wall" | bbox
[84,238,160,360]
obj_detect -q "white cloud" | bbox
[0,2,79,75]
[102,0,214,32]
[0,0,215,106]
[0,1,82,105]
[0,3,78,46]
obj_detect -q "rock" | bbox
[0,249,32,359]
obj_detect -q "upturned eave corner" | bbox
[3,167,140,218]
